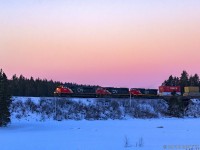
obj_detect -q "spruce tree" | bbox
[189,74,199,86]
[180,70,189,94]
[0,69,11,127]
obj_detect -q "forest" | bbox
[3,70,200,97]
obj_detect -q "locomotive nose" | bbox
[54,87,61,94]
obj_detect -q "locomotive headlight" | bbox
[56,88,61,93]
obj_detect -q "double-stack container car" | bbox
[158,86,181,96]
[183,86,200,96]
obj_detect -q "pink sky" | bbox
[0,0,200,88]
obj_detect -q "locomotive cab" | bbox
[54,85,73,96]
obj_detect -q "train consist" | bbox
[54,86,131,98]
[54,85,162,98]
[54,85,200,98]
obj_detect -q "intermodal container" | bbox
[184,86,199,93]
[159,86,181,93]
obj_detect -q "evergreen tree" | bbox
[0,69,11,127]
[165,75,174,86]
[10,74,19,96]
[189,74,199,86]
[180,70,189,94]
[162,75,180,86]
[172,77,180,86]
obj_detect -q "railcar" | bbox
[54,86,98,98]
[130,88,158,98]
[54,85,73,96]
[130,88,145,96]
[158,86,181,96]
[183,86,200,97]
[103,87,130,98]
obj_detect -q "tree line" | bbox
[9,74,62,97]
[7,70,200,97]
[9,74,98,97]
[162,70,200,93]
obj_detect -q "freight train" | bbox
[54,85,200,98]
[54,85,158,98]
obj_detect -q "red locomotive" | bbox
[54,85,73,96]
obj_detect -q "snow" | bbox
[11,96,132,106]
[0,118,200,150]
[11,97,168,120]
[12,96,41,104]
[190,99,200,104]
[2,97,199,150]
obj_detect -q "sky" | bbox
[0,0,200,88]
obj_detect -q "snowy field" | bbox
[1,118,200,150]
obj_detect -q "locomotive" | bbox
[54,85,158,98]
[129,88,158,98]
[54,85,130,98]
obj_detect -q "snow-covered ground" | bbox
[1,97,199,150]
[0,118,200,150]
